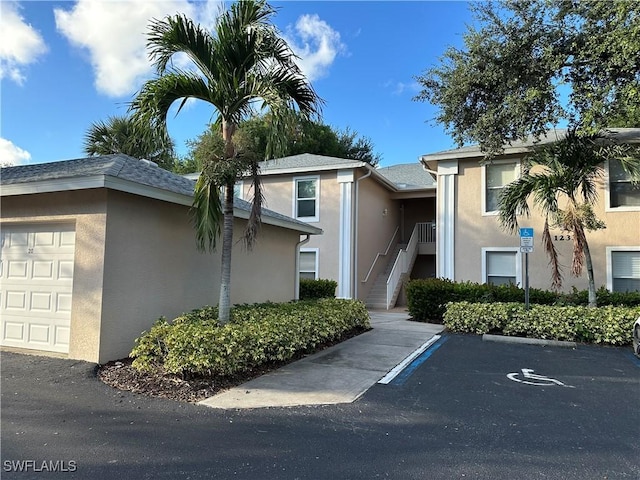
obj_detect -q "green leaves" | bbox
[415,0,640,154]
[129,299,371,377]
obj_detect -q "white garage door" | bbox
[1,224,75,353]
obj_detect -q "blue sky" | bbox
[1,1,473,167]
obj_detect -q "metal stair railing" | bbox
[385,223,420,309]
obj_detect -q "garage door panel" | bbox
[1,224,75,354]
[6,260,28,279]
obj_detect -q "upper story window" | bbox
[294,176,319,221]
[608,159,640,209]
[483,161,519,214]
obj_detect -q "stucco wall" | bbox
[1,190,108,362]
[99,190,300,363]
[2,189,301,363]
[453,158,640,292]
[356,174,400,300]
[258,171,341,282]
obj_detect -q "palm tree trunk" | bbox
[583,240,597,308]
[218,180,235,324]
[218,119,237,325]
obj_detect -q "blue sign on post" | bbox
[519,228,534,238]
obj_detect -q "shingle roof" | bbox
[1,154,195,196]
[421,128,640,161]
[375,163,436,189]
[259,153,363,172]
[1,155,321,234]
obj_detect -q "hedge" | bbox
[443,301,640,345]
[130,299,370,377]
[299,278,338,300]
[407,278,640,322]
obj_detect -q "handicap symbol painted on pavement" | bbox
[507,368,575,388]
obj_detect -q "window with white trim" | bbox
[483,161,519,214]
[608,249,640,292]
[608,159,640,208]
[482,248,521,286]
[294,176,319,221]
[299,249,318,280]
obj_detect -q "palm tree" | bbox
[129,1,321,323]
[84,115,176,170]
[498,129,640,307]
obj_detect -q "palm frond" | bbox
[542,219,563,289]
[191,174,223,252]
[129,72,214,130]
[497,175,535,233]
[243,161,264,250]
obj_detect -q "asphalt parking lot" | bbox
[2,334,639,479]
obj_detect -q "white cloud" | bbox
[0,138,32,165]
[284,14,346,82]
[54,0,223,98]
[387,80,421,96]
[0,1,48,84]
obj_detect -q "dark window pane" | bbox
[297,199,316,217]
[610,182,640,207]
[612,278,640,293]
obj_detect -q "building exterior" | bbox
[238,154,437,308]
[0,155,321,363]
[420,129,640,293]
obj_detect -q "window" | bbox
[608,159,640,209]
[294,176,319,221]
[607,248,640,292]
[483,161,519,214]
[233,181,243,200]
[482,248,521,286]
[299,249,318,280]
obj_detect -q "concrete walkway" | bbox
[199,309,444,409]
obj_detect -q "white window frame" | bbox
[604,159,640,212]
[481,247,522,286]
[293,175,320,222]
[298,247,319,280]
[606,246,640,292]
[233,180,244,200]
[481,160,520,216]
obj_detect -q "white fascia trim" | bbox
[605,246,640,291]
[1,175,194,206]
[232,207,322,235]
[481,247,522,286]
[261,163,366,176]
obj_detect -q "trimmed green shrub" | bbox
[407,278,639,322]
[444,301,640,345]
[299,278,338,300]
[130,299,370,377]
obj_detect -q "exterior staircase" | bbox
[365,243,408,309]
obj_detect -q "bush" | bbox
[130,299,370,377]
[299,278,338,300]
[407,278,639,322]
[444,301,640,345]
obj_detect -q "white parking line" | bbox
[378,335,442,385]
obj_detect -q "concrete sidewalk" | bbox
[199,310,444,409]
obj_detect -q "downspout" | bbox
[354,168,372,300]
[294,234,311,300]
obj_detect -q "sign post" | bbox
[519,228,534,310]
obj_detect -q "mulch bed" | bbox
[97,326,370,403]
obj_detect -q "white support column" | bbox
[437,160,458,280]
[337,169,354,298]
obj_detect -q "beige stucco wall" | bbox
[257,171,342,282]
[356,173,400,301]
[453,157,640,292]
[2,189,301,364]
[1,190,108,362]
[99,190,300,363]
